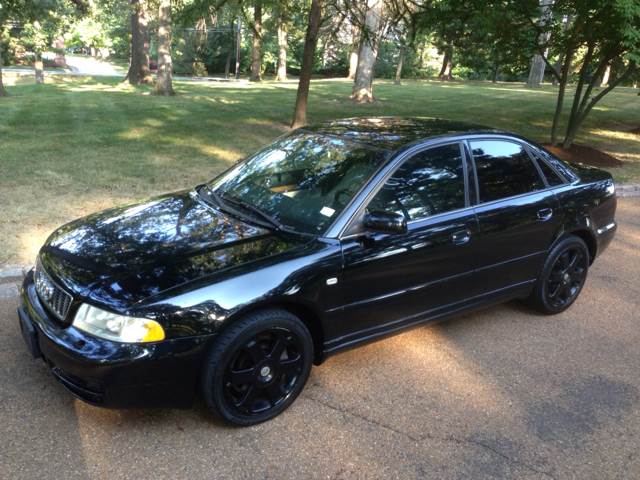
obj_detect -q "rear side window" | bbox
[536,148,578,182]
[470,140,544,203]
[536,158,565,186]
[367,143,466,221]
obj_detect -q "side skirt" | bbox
[320,280,535,359]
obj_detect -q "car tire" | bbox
[201,309,313,426]
[527,235,590,315]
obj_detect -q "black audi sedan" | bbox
[18,117,617,425]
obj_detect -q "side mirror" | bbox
[363,210,407,235]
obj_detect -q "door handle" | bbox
[452,230,471,245]
[537,208,553,221]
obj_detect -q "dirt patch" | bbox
[543,143,624,168]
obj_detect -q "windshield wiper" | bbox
[196,185,307,234]
[196,185,315,237]
[220,193,283,231]
[196,184,231,212]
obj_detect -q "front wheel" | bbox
[527,235,590,315]
[201,309,313,426]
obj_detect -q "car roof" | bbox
[303,116,503,151]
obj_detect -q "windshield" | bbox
[208,132,389,235]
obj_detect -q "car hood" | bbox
[39,190,305,309]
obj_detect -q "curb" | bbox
[0,265,28,279]
[0,283,19,299]
[617,184,640,198]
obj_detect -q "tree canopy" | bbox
[0,0,638,145]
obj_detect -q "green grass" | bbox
[1,75,639,266]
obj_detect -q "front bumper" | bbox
[18,270,211,408]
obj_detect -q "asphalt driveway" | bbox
[1,198,639,480]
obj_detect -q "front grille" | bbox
[35,261,73,322]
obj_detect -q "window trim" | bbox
[525,145,551,188]
[465,137,549,205]
[533,146,580,183]
[527,148,570,186]
[328,133,580,240]
[339,140,469,238]
[462,142,479,206]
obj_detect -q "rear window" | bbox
[535,148,579,182]
[536,158,565,186]
[470,140,545,203]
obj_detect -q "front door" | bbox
[326,142,480,351]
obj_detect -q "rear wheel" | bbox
[201,309,313,426]
[527,236,590,314]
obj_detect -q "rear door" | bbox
[468,138,561,294]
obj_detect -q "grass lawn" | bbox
[1,75,639,267]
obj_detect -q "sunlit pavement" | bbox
[1,199,638,480]
[63,55,126,77]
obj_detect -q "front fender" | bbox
[135,239,343,339]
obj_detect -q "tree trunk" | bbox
[351,0,383,102]
[600,64,611,87]
[224,52,231,78]
[527,53,547,87]
[0,53,7,97]
[54,36,66,67]
[394,45,405,85]
[127,0,151,85]
[562,117,582,149]
[276,14,287,81]
[551,80,567,145]
[551,59,561,85]
[418,41,427,69]
[347,24,359,79]
[235,18,241,79]
[321,38,329,68]
[561,60,635,148]
[562,41,595,147]
[551,14,572,87]
[491,62,499,83]
[195,17,207,49]
[550,46,575,145]
[34,52,44,84]
[291,0,322,129]
[155,0,174,95]
[250,1,262,82]
[438,47,453,80]
[348,50,358,79]
[526,0,553,88]
[141,4,151,80]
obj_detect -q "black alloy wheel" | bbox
[545,246,588,309]
[527,235,590,314]
[202,309,313,425]
[224,328,303,415]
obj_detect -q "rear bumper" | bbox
[18,270,211,408]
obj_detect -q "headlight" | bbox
[73,304,165,343]
[606,182,616,196]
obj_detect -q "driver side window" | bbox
[367,143,466,221]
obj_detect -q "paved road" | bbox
[65,55,126,76]
[3,55,243,83]
[1,199,639,480]
[3,55,124,77]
